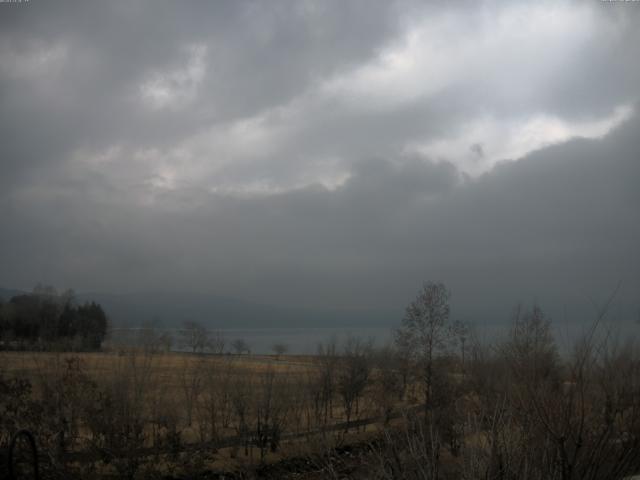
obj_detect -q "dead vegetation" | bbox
[1,286,639,479]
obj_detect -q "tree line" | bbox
[0,285,108,351]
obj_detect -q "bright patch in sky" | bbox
[321,4,595,110]
[406,105,634,176]
[140,44,207,110]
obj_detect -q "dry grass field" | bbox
[0,350,317,385]
[0,348,407,478]
[2,310,640,480]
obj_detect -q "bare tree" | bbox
[136,319,163,353]
[271,342,289,359]
[197,357,232,442]
[502,303,558,384]
[232,338,250,355]
[461,298,640,480]
[337,337,372,429]
[454,320,470,377]
[209,330,225,354]
[180,356,205,427]
[395,282,455,417]
[84,350,158,479]
[316,337,339,425]
[253,367,291,461]
[371,410,442,480]
[230,374,252,457]
[371,345,403,423]
[180,320,209,354]
[134,321,172,353]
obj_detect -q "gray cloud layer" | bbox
[1,1,639,325]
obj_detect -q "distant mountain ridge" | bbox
[0,287,399,329]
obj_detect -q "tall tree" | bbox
[337,337,372,429]
[395,282,454,416]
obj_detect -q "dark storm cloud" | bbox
[2,112,638,320]
[0,1,639,325]
[0,1,410,187]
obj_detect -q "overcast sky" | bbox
[1,1,639,324]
